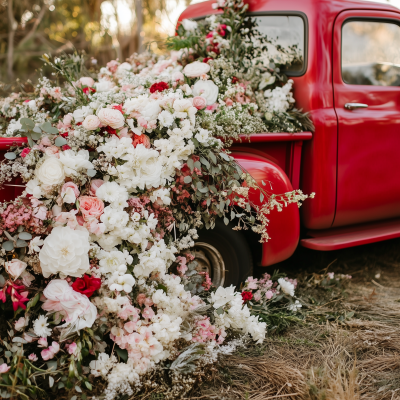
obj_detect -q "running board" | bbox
[300,218,400,251]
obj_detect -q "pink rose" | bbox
[5,259,27,280]
[192,96,207,110]
[38,337,48,348]
[107,60,119,73]
[82,115,101,131]
[0,363,10,373]
[44,145,60,158]
[33,206,47,220]
[183,61,210,78]
[61,182,80,204]
[89,179,104,196]
[225,98,233,107]
[63,113,73,126]
[79,77,95,87]
[49,341,60,354]
[172,71,184,82]
[97,108,125,129]
[137,293,147,306]
[79,196,104,220]
[67,342,78,355]
[41,348,54,360]
[28,353,38,361]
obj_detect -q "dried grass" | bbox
[187,239,400,400]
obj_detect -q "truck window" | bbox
[342,20,400,86]
[251,15,305,74]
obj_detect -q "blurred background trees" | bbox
[0,0,193,83]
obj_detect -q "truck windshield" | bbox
[250,15,305,74]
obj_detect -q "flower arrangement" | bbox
[0,1,315,399]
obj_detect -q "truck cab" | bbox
[179,0,400,285]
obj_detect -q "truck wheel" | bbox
[193,220,253,288]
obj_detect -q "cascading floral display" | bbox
[0,1,314,399]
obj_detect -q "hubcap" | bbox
[193,242,225,287]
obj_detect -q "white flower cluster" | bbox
[264,80,295,113]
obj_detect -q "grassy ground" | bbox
[187,238,400,400]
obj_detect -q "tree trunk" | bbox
[136,0,143,54]
[7,0,17,81]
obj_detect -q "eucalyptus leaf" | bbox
[2,241,14,251]
[87,169,97,177]
[187,158,194,171]
[16,239,28,248]
[219,152,230,161]
[200,157,210,168]
[183,176,192,184]
[40,121,52,132]
[18,232,32,240]
[54,137,67,147]
[4,152,16,160]
[32,126,42,134]
[27,135,34,148]
[47,127,59,134]
[31,131,41,141]
[20,118,34,128]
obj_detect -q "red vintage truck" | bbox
[177,0,400,286]
[2,0,400,287]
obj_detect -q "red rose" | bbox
[82,87,96,95]
[149,82,169,93]
[112,104,124,114]
[20,148,31,158]
[62,144,71,151]
[203,57,213,64]
[231,76,239,84]
[72,275,101,298]
[241,291,253,302]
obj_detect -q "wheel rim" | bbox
[193,242,225,287]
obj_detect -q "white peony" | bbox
[141,101,161,121]
[183,61,210,78]
[39,226,91,278]
[158,110,174,127]
[36,157,65,186]
[82,115,101,130]
[181,19,198,32]
[192,79,219,105]
[96,181,128,204]
[59,149,94,177]
[210,285,238,309]
[278,278,295,297]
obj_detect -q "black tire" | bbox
[194,219,253,288]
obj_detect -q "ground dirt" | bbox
[186,238,400,400]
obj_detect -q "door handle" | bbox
[344,103,368,110]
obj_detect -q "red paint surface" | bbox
[301,217,400,251]
[232,152,300,266]
[181,0,400,258]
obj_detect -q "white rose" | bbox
[97,108,125,129]
[183,61,210,78]
[73,109,85,123]
[36,157,65,186]
[181,19,198,32]
[95,79,115,92]
[192,80,219,105]
[27,100,37,112]
[141,101,161,121]
[82,115,101,131]
[173,99,193,113]
[59,149,94,177]
[278,278,295,297]
[25,178,43,199]
[39,226,91,278]
[43,279,71,301]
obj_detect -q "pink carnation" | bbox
[79,196,104,220]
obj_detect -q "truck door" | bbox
[333,10,400,227]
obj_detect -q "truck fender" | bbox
[231,151,300,266]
